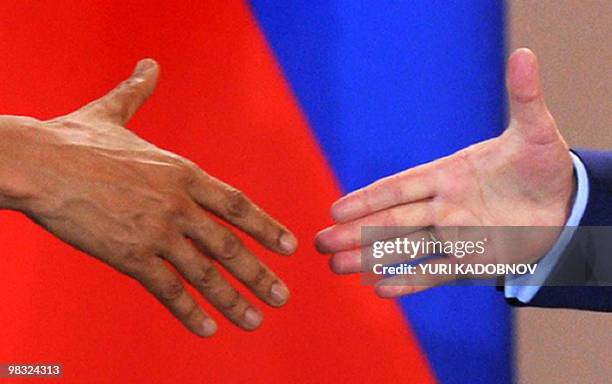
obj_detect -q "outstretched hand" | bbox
[316,49,575,297]
[0,59,297,337]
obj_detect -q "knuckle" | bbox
[159,280,185,302]
[169,159,199,187]
[181,299,200,319]
[218,289,241,311]
[361,187,373,211]
[193,264,218,290]
[142,220,176,248]
[225,188,250,219]
[105,78,146,120]
[219,231,242,260]
[121,77,146,95]
[161,195,188,218]
[249,266,269,288]
[119,244,151,269]
[106,98,130,121]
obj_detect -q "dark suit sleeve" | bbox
[505,149,612,312]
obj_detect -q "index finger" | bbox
[331,162,436,223]
[188,173,297,255]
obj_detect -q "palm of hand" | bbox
[434,127,573,229]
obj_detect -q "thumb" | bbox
[77,58,160,125]
[507,48,558,144]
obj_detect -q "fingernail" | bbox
[279,233,297,254]
[134,59,154,75]
[244,308,263,330]
[199,318,217,337]
[270,282,289,305]
[315,227,331,241]
[315,228,332,253]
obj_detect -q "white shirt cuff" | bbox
[504,152,589,303]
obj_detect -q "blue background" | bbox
[250,1,511,383]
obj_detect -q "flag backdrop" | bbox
[0,1,510,383]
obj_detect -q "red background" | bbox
[0,2,434,382]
